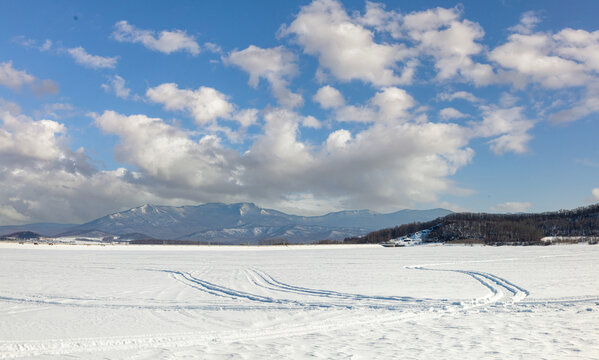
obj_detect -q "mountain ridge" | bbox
[2,203,452,244]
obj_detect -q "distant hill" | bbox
[58,203,451,244]
[0,231,42,240]
[347,204,599,245]
[0,223,76,237]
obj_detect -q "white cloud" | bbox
[280,0,414,86]
[554,28,599,73]
[437,91,481,103]
[101,75,131,99]
[508,11,541,35]
[204,42,222,54]
[356,1,403,38]
[492,202,532,213]
[313,85,345,109]
[112,20,200,55]
[226,45,303,108]
[326,129,352,150]
[335,105,378,123]
[593,188,599,201]
[13,36,52,52]
[439,107,467,120]
[489,24,599,123]
[93,110,239,188]
[490,33,590,89]
[548,85,599,123]
[30,79,59,96]
[40,103,75,119]
[402,7,494,85]
[0,61,34,90]
[333,87,414,124]
[472,106,534,154]
[232,108,258,127]
[370,87,415,121]
[401,7,459,32]
[0,61,58,95]
[302,115,322,129]
[0,108,65,162]
[67,47,118,69]
[0,105,162,224]
[87,105,475,215]
[40,39,52,52]
[146,83,234,124]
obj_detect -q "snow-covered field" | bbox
[1,243,598,359]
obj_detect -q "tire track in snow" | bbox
[0,264,548,359]
[0,265,563,359]
[404,264,529,305]
[167,270,364,310]
[0,306,450,359]
[245,268,442,310]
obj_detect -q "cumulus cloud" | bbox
[146,83,234,124]
[439,107,467,120]
[87,105,475,214]
[548,84,599,123]
[472,106,534,154]
[12,36,52,52]
[302,115,322,129]
[402,7,494,85]
[492,202,532,213]
[437,90,481,103]
[101,75,132,99]
[489,13,599,123]
[554,28,599,73]
[39,103,75,119]
[333,87,415,124]
[313,85,345,109]
[232,108,258,128]
[145,83,260,142]
[67,47,118,69]
[508,11,541,35]
[490,33,590,89]
[93,110,240,188]
[30,79,59,96]
[0,61,34,90]
[112,20,200,55]
[203,42,222,54]
[280,0,414,86]
[0,108,66,162]
[0,104,161,224]
[489,17,599,93]
[0,61,58,95]
[226,45,303,108]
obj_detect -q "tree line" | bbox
[344,203,599,245]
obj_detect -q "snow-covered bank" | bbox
[1,244,598,359]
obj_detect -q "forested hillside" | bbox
[345,204,599,245]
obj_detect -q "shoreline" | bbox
[0,241,595,251]
[0,242,382,251]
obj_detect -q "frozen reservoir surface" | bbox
[0,243,598,359]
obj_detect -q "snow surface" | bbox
[0,243,598,359]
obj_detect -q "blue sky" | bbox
[1,0,599,224]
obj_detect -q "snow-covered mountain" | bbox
[62,203,451,243]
